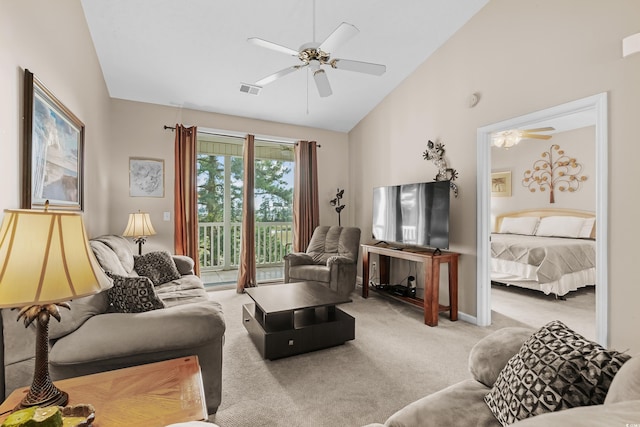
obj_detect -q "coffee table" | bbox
[242,282,355,360]
[0,356,207,427]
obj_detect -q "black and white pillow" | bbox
[484,320,630,426]
[106,272,166,313]
[134,251,181,285]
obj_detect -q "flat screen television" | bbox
[372,180,450,249]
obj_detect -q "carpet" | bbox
[206,286,530,427]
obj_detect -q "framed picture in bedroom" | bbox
[491,171,512,197]
[129,157,165,197]
[22,69,85,211]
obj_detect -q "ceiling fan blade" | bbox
[521,134,553,140]
[330,58,386,76]
[522,127,555,133]
[247,37,299,56]
[313,69,332,97]
[255,65,304,86]
[318,22,359,54]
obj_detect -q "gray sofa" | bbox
[284,225,361,296]
[0,235,225,414]
[366,325,640,426]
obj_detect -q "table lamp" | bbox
[0,206,112,409]
[122,211,156,255]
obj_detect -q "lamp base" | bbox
[16,304,70,409]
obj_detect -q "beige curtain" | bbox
[174,124,200,276]
[237,134,256,293]
[293,140,320,252]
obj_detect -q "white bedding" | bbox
[490,233,596,296]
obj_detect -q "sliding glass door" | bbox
[196,132,294,286]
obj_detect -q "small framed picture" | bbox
[23,69,84,211]
[129,157,164,197]
[491,171,512,197]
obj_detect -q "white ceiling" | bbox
[81,0,489,133]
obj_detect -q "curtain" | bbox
[237,134,256,293]
[293,140,320,252]
[174,124,200,276]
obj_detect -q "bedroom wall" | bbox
[491,126,596,224]
[0,0,112,236]
[109,99,350,253]
[349,0,640,352]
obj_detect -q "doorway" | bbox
[476,93,609,346]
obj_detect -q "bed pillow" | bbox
[499,217,539,235]
[535,216,585,238]
[484,320,630,427]
[579,217,596,239]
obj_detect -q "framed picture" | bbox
[129,157,164,197]
[23,69,84,210]
[491,171,512,197]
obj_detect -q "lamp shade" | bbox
[0,209,112,308]
[122,212,156,238]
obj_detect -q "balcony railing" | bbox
[199,221,293,271]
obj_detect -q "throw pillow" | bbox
[484,320,630,427]
[134,251,181,285]
[106,272,166,313]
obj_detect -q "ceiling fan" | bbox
[492,127,555,148]
[247,21,386,97]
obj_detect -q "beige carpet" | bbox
[206,286,532,427]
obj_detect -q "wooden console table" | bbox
[361,243,459,326]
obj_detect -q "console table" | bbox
[361,243,459,326]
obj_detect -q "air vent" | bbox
[239,83,262,95]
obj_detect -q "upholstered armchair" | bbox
[284,226,361,296]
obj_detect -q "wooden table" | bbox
[0,356,207,427]
[361,243,459,326]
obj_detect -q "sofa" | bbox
[365,322,640,426]
[284,225,361,296]
[0,235,226,414]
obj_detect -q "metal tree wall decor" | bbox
[522,144,588,203]
[330,188,346,226]
[422,140,459,197]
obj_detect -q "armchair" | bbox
[284,226,361,296]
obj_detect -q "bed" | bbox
[491,209,596,297]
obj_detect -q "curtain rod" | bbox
[163,125,320,147]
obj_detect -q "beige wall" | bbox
[109,99,349,252]
[491,126,596,220]
[349,0,640,352]
[0,0,112,235]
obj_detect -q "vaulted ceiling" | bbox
[81,0,489,132]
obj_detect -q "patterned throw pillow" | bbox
[484,320,630,427]
[134,251,181,285]
[106,272,166,313]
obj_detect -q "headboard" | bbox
[494,208,596,239]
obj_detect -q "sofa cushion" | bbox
[469,327,535,387]
[288,264,331,283]
[604,355,640,404]
[90,240,129,276]
[92,235,135,274]
[484,320,631,427]
[106,273,166,313]
[155,275,209,307]
[134,251,182,285]
[49,292,110,340]
[509,400,640,427]
[385,379,501,427]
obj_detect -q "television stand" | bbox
[361,243,459,326]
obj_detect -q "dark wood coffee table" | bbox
[242,282,355,360]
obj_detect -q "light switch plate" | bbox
[163,212,171,221]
